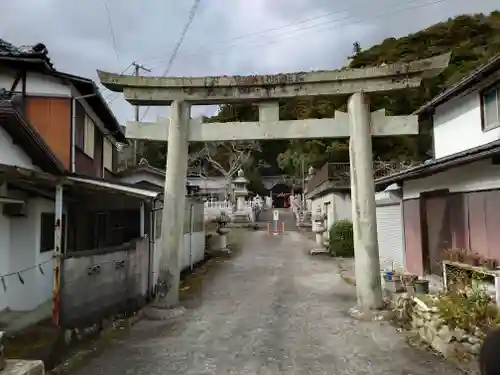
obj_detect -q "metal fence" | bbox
[59,237,148,328]
[306,162,406,192]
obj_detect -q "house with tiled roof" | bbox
[0,40,167,332]
[374,53,500,286]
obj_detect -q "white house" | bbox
[0,39,161,332]
[305,163,352,235]
[376,53,500,279]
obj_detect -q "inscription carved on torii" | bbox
[98,53,450,312]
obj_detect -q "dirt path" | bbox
[71,231,460,375]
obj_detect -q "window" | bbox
[40,213,66,253]
[84,115,95,157]
[103,138,114,171]
[75,102,85,149]
[482,84,500,131]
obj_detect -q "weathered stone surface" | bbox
[438,326,453,343]
[389,288,488,361]
[462,342,481,355]
[431,336,456,358]
[3,360,44,375]
[142,306,186,321]
[453,328,467,342]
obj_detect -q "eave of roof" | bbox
[375,139,500,188]
[414,54,500,116]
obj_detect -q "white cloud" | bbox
[0,0,498,123]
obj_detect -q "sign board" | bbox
[273,210,279,221]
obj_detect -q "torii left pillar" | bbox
[156,101,190,308]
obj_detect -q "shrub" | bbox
[436,287,500,334]
[329,220,354,257]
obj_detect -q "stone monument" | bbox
[231,169,251,224]
[309,207,328,255]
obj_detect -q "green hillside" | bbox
[144,11,500,178]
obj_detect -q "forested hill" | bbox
[203,11,500,177]
[142,11,500,180]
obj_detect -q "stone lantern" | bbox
[231,169,251,223]
[216,211,231,254]
[309,206,328,255]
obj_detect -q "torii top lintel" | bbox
[97,53,450,105]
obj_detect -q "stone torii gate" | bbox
[98,53,450,312]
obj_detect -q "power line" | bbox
[140,0,202,121]
[147,0,451,66]
[104,62,135,103]
[144,0,380,62]
[102,0,121,63]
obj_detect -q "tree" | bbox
[189,141,261,200]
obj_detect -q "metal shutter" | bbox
[376,203,404,272]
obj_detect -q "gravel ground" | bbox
[71,229,461,375]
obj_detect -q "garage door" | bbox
[376,203,404,272]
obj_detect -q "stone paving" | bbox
[73,230,461,375]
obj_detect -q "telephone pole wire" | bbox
[132,62,151,165]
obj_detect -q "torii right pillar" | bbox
[348,92,383,309]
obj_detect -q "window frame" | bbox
[74,102,85,150]
[481,82,500,132]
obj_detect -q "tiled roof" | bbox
[0,38,126,143]
[0,39,54,67]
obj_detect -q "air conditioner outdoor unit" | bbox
[2,202,27,217]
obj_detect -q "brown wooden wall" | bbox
[402,199,424,276]
[403,189,500,277]
[75,149,94,177]
[25,96,71,169]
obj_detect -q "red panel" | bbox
[467,192,488,258]
[485,191,500,260]
[403,199,424,276]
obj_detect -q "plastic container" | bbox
[414,279,430,294]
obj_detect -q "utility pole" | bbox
[132,62,151,165]
[301,155,305,210]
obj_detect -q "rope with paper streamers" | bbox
[0,257,53,292]
[0,253,145,292]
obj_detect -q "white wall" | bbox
[152,232,205,287]
[1,196,55,312]
[0,69,70,97]
[403,159,500,199]
[0,209,10,312]
[311,191,352,231]
[0,127,36,170]
[433,90,500,159]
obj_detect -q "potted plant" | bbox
[445,249,459,262]
[457,248,467,263]
[470,252,482,267]
[464,251,479,266]
[485,258,499,270]
[384,273,404,293]
[413,279,430,294]
[403,275,418,294]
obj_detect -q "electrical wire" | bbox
[102,0,121,64]
[139,0,202,121]
[147,0,452,66]
[104,62,135,104]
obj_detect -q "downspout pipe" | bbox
[70,93,97,173]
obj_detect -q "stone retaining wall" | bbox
[391,294,483,359]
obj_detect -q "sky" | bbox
[0,0,498,125]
